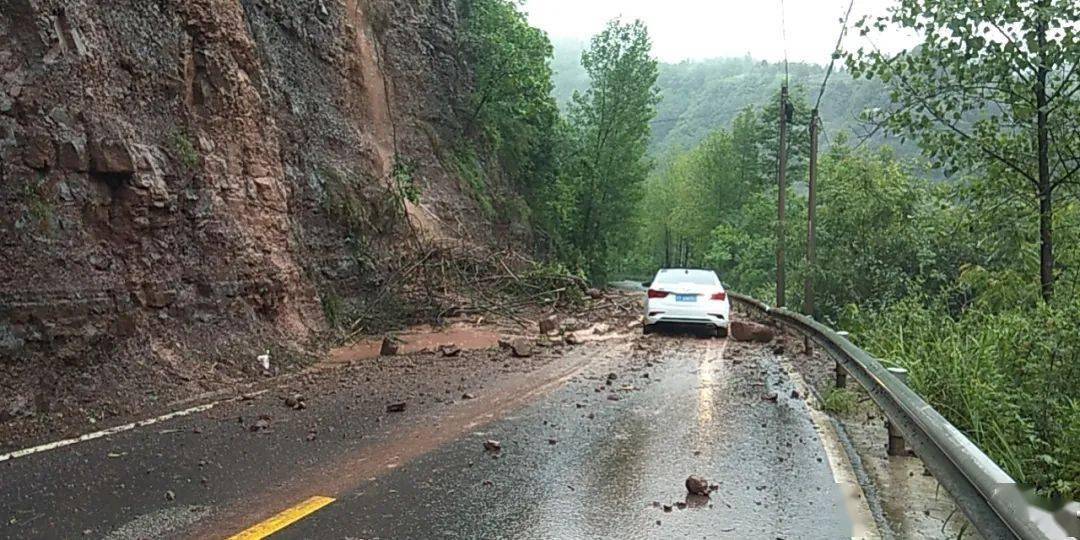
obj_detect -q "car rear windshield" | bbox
[655,270,719,286]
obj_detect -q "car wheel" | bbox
[716,327,729,338]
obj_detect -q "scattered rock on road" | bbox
[730,321,775,343]
[249,414,272,432]
[483,439,502,452]
[462,392,476,400]
[762,392,779,403]
[586,288,603,299]
[539,315,560,335]
[1,394,33,422]
[509,338,533,358]
[686,475,711,496]
[386,402,407,413]
[593,323,612,335]
[440,344,462,357]
[560,317,587,332]
[380,336,400,356]
[565,332,582,345]
[284,393,306,410]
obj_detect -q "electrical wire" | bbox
[779,0,789,85]
[814,0,857,112]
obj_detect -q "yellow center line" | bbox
[225,496,336,540]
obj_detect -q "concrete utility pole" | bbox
[805,108,819,319]
[804,108,819,354]
[776,85,789,308]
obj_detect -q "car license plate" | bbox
[676,294,696,302]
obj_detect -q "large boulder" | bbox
[730,321,775,343]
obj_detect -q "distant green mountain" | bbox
[551,40,916,159]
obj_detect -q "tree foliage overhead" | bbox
[846,0,1080,301]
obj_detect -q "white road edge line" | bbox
[0,390,268,463]
[778,357,881,540]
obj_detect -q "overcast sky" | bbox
[523,0,916,65]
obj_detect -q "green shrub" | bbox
[321,290,345,329]
[822,388,858,415]
[451,146,495,218]
[21,178,53,232]
[845,297,1080,499]
[170,131,199,169]
[392,158,420,204]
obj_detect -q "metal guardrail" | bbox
[730,292,1079,540]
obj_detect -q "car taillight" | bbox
[710,291,727,301]
[647,289,669,299]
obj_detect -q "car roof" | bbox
[656,268,718,276]
[654,268,721,284]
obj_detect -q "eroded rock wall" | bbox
[0,0,476,414]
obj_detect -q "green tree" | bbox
[846,0,1080,302]
[556,19,660,279]
[458,0,561,222]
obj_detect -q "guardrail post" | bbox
[887,367,909,456]
[834,331,848,388]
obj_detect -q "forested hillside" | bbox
[552,39,914,157]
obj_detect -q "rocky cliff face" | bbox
[0,0,484,418]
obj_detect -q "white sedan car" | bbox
[642,268,731,337]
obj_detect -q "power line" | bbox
[814,0,857,112]
[779,0,789,84]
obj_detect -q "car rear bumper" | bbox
[644,312,728,328]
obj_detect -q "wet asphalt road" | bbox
[277,337,853,539]
[0,333,860,539]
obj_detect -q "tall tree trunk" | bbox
[1036,15,1054,302]
[664,225,671,268]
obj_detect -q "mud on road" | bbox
[1,299,879,539]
